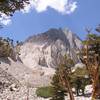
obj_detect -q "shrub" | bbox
[36,86,54,98]
[0,38,13,58]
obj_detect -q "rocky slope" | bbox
[0,56,55,100]
[19,28,82,69]
[0,57,54,87]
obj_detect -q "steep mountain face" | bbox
[19,28,82,69]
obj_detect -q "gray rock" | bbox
[20,28,82,69]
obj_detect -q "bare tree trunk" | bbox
[65,77,75,100]
[85,42,100,100]
[91,63,99,99]
[59,71,75,100]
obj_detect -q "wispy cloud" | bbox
[0,0,77,25]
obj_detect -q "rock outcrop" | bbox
[19,28,82,69]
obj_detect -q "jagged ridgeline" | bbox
[20,28,82,68]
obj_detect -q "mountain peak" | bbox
[20,28,82,68]
[25,28,78,44]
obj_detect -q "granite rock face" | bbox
[19,28,82,69]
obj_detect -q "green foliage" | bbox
[50,91,65,100]
[71,67,89,78]
[36,86,54,98]
[81,33,100,65]
[68,67,91,96]
[0,0,29,16]
[0,37,13,58]
[50,55,74,100]
[82,32,100,98]
[70,67,91,88]
[83,34,100,45]
[50,68,66,100]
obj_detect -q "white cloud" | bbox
[0,0,77,25]
[0,12,11,25]
[23,0,77,14]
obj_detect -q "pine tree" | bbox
[80,32,100,99]
[50,68,65,100]
[50,55,75,100]
[70,67,90,96]
[0,0,29,16]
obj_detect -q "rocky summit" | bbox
[19,28,82,69]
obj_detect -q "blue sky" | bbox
[0,0,100,42]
